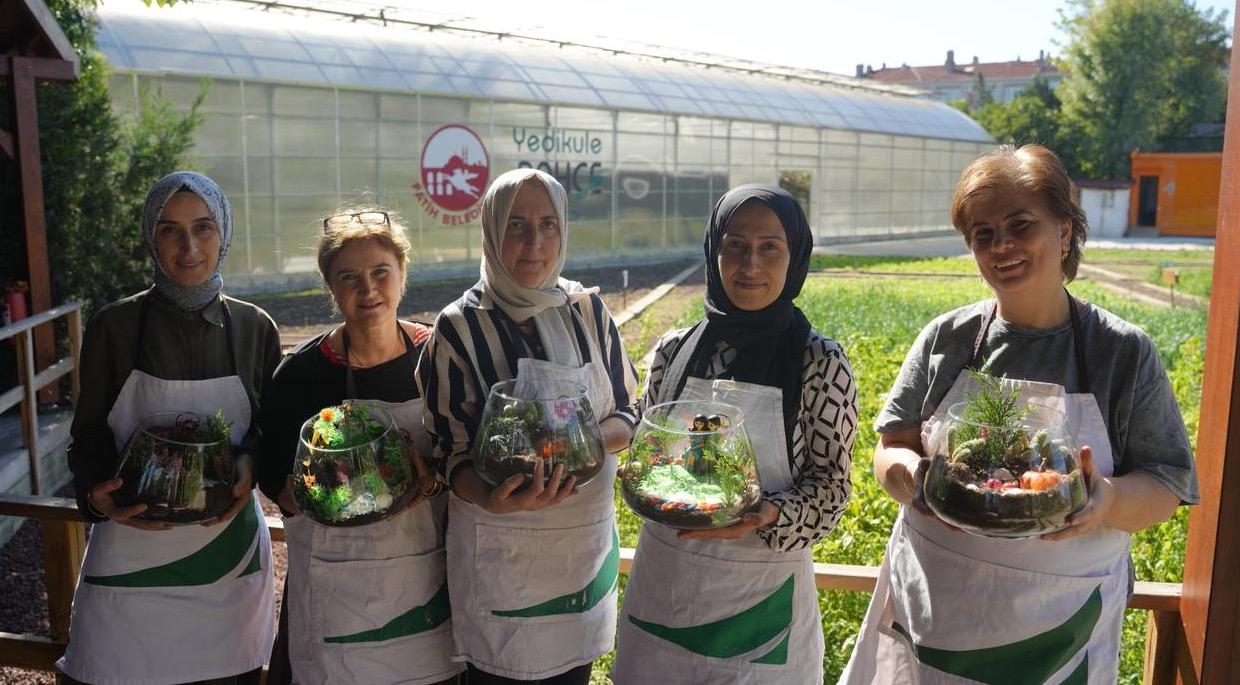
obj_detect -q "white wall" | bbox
[1079,187,1131,238]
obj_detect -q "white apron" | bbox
[58,300,275,685]
[284,397,459,685]
[840,300,1131,685]
[612,377,824,685]
[447,354,620,680]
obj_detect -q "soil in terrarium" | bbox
[114,411,235,524]
[476,399,603,488]
[621,414,760,530]
[295,404,414,526]
[926,370,1086,537]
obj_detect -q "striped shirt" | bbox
[643,326,856,551]
[417,283,639,479]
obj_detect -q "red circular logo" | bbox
[419,124,490,213]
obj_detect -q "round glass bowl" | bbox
[620,400,761,530]
[472,379,605,489]
[113,411,235,524]
[292,403,415,526]
[923,401,1088,537]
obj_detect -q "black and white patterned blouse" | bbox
[643,326,856,552]
[418,283,639,480]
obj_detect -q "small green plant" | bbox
[949,367,1037,478]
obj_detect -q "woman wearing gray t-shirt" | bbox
[840,144,1198,685]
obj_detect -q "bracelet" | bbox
[423,479,446,497]
[85,492,106,518]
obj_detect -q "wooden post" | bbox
[1143,610,1178,685]
[15,330,41,495]
[67,306,82,405]
[9,54,58,403]
[1179,5,1240,681]
[41,520,85,642]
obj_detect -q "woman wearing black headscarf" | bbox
[612,185,856,684]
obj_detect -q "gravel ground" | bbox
[0,258,703,684]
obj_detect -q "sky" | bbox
[368,0,1236,76]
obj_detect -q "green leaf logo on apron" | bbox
[492,528,620,618]
[84,494,260,588]
[324,581,451,644]
[627,573,795,663]
[890,584,1101,684]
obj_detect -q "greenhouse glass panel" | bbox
[550,107,613,130]
[858,168,891,192]
[617,112,666,134]
[420,96,471,122]
[340,120,378,156]
[275,157,339,195]
[492,102,548,127]
[197,116,246,156]
[274,118,336,155]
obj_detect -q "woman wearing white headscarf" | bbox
[417,168,638,684]
[59,172,280,685]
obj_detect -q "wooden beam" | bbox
[11,0,80,66]
[8,54,58,403]
[0,632,64,671]
[0,57,78,81]
[1180,5,1240,683]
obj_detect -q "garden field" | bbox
[598,256,1208,684]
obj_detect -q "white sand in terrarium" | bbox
[639,464,727,503]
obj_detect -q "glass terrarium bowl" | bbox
[292,403,415,527]
[620,400,761,530]
[112,411,235,525]
[473,379,605,489]
[923,401,1088,538]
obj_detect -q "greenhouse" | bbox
[94,0,992,285]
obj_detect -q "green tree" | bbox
[972,76,1070,163]
[1056,0,1230,179]
[0,0,205,314]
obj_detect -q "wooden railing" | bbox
[0,301,83,495]
[0,493,1191,683]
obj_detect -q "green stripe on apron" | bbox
[750,630,790,665]
[628,573,794,659]
[492,528,620,618]
[324,581,452,644]
[84,495,259,588]
[891,584,1101,685]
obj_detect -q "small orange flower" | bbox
[301,474,316,488]
[320,407,336,423]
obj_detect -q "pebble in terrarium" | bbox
[473,379,605,488]
[292,403,415,527]
[113,411,236,524]
[923,369,1089,538]
[620,400,761,530]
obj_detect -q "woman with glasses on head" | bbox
[417,168,639,684]
[257,208,461,685]
[58,172,280,685]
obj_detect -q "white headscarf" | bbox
[478,168,596,367]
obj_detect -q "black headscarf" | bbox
[661,184,813,457]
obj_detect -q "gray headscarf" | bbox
[141,171,232,312]
[478,168,595,367]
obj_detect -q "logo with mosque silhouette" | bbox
[417,124,490,214]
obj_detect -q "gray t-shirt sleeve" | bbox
[875,302,989,434]
[1102,322,1199,504]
